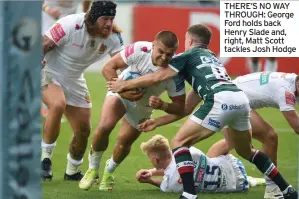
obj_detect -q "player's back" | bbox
[170,47,240,99]
[233,72,297,110]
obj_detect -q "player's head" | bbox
[185,24,212,51]
[152,30,179,67]
[140,135,172,169]
[85,1,117,38]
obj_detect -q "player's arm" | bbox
[102,53,128,81]
[276,88,299,135]
[136,169,164,187]
[42,1,61,19]
[108,66,178,93]
[137,90,202,132]
[282,110,299,135]
[43,35,57,56]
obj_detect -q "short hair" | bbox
[154,30,179,48]
[140,135,171,159]
[187,24,212,45]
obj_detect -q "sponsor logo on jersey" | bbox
[50,23,66,43]
[221,104,228,110]
[98,44,107,54]
[141,46,149,53]
[260,72,270,85]
[125,44,134,58]
[285,91,296,106]
[208,118,220,129]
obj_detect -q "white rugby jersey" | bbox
[44,13,124,78]
[119,41,185,113]
[160,147,245,193]
[233,72,298,111]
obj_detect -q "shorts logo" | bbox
[229,104,246,110]
[285,91,295,106]
[50,23,66,43]
[85,94,91,103]
[221,104,228,110]
[208,118,220,129]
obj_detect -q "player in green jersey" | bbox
[105,24,297,199]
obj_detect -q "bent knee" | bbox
[50,100,66,114]
[267,128,278,143]
[96,120,116,135]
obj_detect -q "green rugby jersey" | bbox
[169,46,240,99]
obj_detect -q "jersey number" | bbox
[204,165,221,189]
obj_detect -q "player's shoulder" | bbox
[56,13,85,30]
[133,41,153,52]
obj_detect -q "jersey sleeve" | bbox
[110,32,125,54]
[274,87,296,111]
[120,41,146,66]
[44,16,72,47]
[190,147,205,160]
[169,52,190,73]
[160,175,170,192]
[166,74,186,97]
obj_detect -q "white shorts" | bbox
[106,91,152,129]
[190,91,251,132]
[226,154,249,192]
[42,69,92,108]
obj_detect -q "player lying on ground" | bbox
[136,135,265,193]
[107,24,298,199]
[41,1,124,181]
[207,72,299,199]
[79,31,186,191]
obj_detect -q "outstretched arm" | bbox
[137,90,202,132]
[282,110,299,135]
[107,66,178,93]
[136,169,164,188]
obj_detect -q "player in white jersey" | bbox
[42,0,91,34]
[207,72,299,199]
[79,31,186,191]
[41,1,124,181]
[137,135,266,194]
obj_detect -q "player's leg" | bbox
[63,105,91,181]
[248,57,261,73]
[228,97,297,199]
[79,95,126,190]
[99,118,142,191]
[41,73,66,180]
[171,95,219,199]
[264,57,277,72]
[250,110,282,199]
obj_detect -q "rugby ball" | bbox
[121,71,144,92]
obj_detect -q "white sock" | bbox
[66,153,83,175]
[248,58,261,73]
[264,59,278,72]
[182,192,197,199]
[41,141,56,160]
[88,149,103,170]
[106,158,119,173]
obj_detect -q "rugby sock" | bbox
[41,141,56,160]
[66,153,83,175]
[106,158,119,173]
[264,59,278,72]
[173,147,196,195]
[250,150,289,192]
[88,148,103,170]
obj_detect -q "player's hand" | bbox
[137,119,157,132]
[148,96,164,109]
[107,77,126,93]
[136,169,152,183]
[119,90,144,102]
[47,8,62,19]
